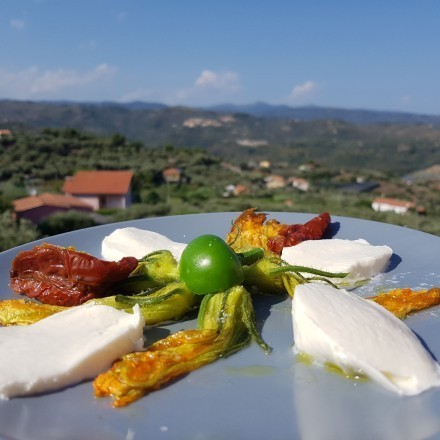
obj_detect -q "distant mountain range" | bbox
[106,100,440,126]
[1,99,439,175]
[2,99,440,126]
[205,102,440,126]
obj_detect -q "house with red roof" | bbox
[13,193,94,224]
[371,197,416,214]
[0,129,12,138]
[62,170,134,210]
[162,167,182,184]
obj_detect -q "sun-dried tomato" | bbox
[9,243,138,306]
[266,212,330,254]
[226,209,331,255]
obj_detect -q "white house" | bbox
[63,170,133,211]
[371,197,416,214]
[288,177,310,192]
[264,175,286,189]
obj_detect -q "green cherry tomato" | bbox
[179,234,244,295]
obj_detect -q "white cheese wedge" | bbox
[101,227,187,261]
[292,283,440,395]
[281,238,392,284]
[0,303,145,399]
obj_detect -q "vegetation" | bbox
[38,210,98,237]
[0,126,439,252]
[0,211,39,251]
[1,100,440,175]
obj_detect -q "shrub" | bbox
[38,210,97,236]
[112,203,171,221]
[0,211,40,251]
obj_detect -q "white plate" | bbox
[1,212,440,440]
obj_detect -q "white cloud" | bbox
[118,69,241,105]
[120,88,156,102]
[31,64,116,93]
[288,80,317,101]
[157,69,242,105]
[10,18,25,30]
[0,67,39,95]
[0,64,117,99]
[195,69,240,90]
[120,69,242,106]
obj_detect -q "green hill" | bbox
[0,126,439,251]
[1,100,439,175]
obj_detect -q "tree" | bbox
[0,211,40,251]
[110,133,126,147]
[0,195,12,212]
[38,210,97,236]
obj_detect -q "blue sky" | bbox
[2,0,440,114]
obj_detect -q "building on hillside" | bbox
[233,184,250,196]
[288,177,310,192]
[371,197,416,214]
[62,170,133,210]
[13,193,93,224]
[259,160,271,170]
[0,129,12,138]
[223,184,250,197]
[264,174,286,189]
[162,167,182,184]
[298,162,316,172]
[182,117,222,128]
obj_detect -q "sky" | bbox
[2,0,440,115]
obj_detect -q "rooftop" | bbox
[62,170,133,195]
[14,193,93,212]
[372,197,416,208]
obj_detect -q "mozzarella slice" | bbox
[281,239,392,284]
[292,283,440,395]
[0,304,145,399]
[101,227,187,261]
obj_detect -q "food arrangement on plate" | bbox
[1,208,440,407]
